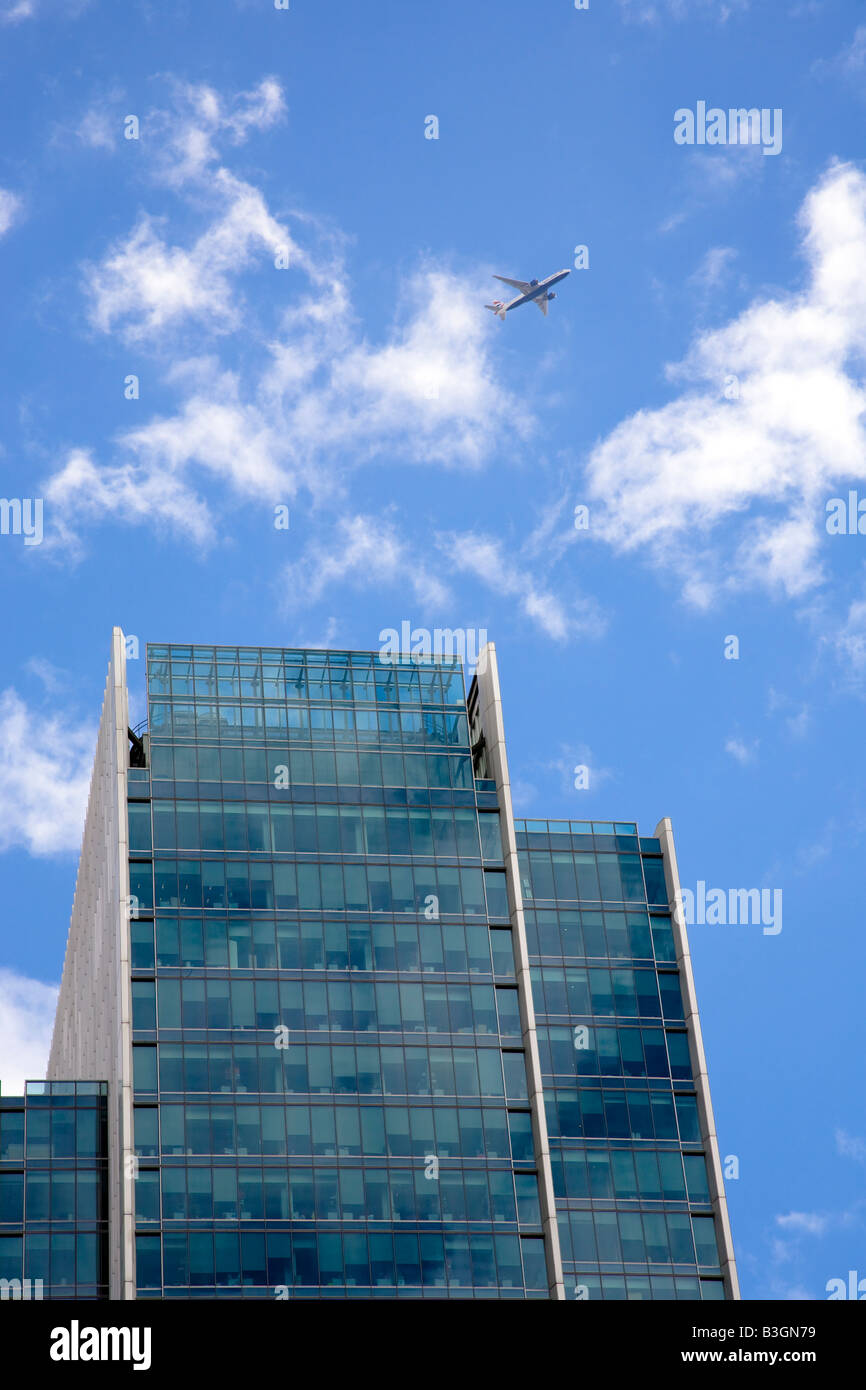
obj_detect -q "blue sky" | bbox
[1,0,866,1301]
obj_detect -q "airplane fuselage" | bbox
[509,268,570,310]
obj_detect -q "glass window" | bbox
[676,1094,702,1144]
[692,1216,720,1267]
[484,871,510,918]
[0,1111,24,1160]
[643,857,668,905]
[502,1052,528,1102]
[130,921,155,969]
[478,813,502,860]
[684,1154,712,1203]
[132,981,156,1031]
[0,1172,23,1223]
[128,803,152,853]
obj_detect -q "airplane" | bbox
[485,268,571,320]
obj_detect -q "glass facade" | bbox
[16,637,736,1300]
[515,819,726,1301]
[0,1081,109,1300]
[130,645,548,1298]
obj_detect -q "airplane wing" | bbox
[534,296,549,316]
[493,275,532,294]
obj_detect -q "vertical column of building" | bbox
[47,627,135,1299]
[112,629,136,1299]
[654,818,739,1300]
[473,644,565,1300]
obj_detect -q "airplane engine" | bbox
[530,278,539,286]
[547,292,556,301]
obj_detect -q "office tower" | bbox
[14,629,736,1299]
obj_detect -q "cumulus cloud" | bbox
[43,78,527,552]
[0,969,58,1091]
[48,256,524,551]
[0,689,94,854]
[586,161,866,607]
[85,178,299,343]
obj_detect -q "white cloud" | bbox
[1,0,91,22]
[312,267,530,468]
[44,78,527,552]
[833,597,866,672]
[836,1128,866,1163]
[618,0,748,22]
[538,742,614,797]
[724,736,758,764]
[776,1211,829,1236]
[280,516,603,650]
[660,146,773,237]
[43,445,213,554]
[440,530,603,642]
[85,178,298,343]
[0,689,94,855]
[0,187,22,237]
[689,245,737,292]
[767,687,810,738]
[282,514,451,611]
[587,161,866,606]
[25,658,69,694]
[153,77,287,189]
[0,0,35,22]
[82,80,296,345]
[0,969,58,1091]
[822,25,866,79]
[75,104,117,151]
[48,254,525,547]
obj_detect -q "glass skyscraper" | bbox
[7,629,737,1300]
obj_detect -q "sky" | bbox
[1,0,865,1302]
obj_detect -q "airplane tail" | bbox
[485,300,507,321]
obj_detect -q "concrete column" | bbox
[655,817,740,1300]
[475,643,566,1300]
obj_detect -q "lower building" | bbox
[0,1082,109,1300]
